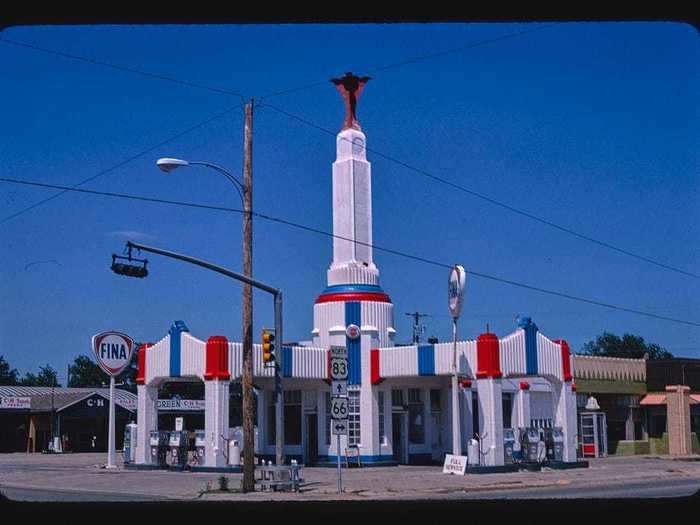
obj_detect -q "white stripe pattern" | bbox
[499,329,526,377]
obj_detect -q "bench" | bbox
[256,464,304,492]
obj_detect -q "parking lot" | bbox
[1,453,700,501]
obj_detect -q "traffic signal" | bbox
[262,328,276,364]
[111,254,148,278]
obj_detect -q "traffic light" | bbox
[262,328,276,365]
[111,254,148,278]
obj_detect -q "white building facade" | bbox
[134,87,579,468]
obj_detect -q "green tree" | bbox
[0,355,19,385]
[68,355,106,387]
[579,332,673,360]
[20,364,61,387]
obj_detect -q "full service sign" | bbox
[442,454,467,475]
[91,331,134,377]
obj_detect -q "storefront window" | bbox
[408,389,424,444]
[267,390,302,446]
[348,390,361,446]
[430,389,441,412]
[502,393,513,428]
[378,391,386,445]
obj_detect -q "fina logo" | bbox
[346,324,360,340]
[91,331,134,377]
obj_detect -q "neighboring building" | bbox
[0,386,136,453]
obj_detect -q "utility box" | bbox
[149,430,169,467]
[123,423,137,464]
[194,430,206,466]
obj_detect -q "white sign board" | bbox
[157,399,206,411]
[331,380,348,397]
[175,417,184,431]
[330,397,349,420]
[91,331,135,377]
[330,346,348,358]
[331,419,349,436]
[448,265,467,319]
[442,454,468,475]
[0,396,31,410]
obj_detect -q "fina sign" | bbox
[448,265,466,319]
[91,331,135,377]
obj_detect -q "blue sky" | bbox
[1,22,698,382]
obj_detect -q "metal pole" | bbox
[242,98,255,491]
[337,433,342,494]
[451,317,461,456]
[107,375,116,468]
[274,291,284,465]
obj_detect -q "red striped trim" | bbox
[371,349,383,384]
[135,343,152,385]
[204,336,230,380]
[554,339,573,382]
[476,332,502,379]
[315,292,391,304]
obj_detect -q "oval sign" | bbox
[448,265,467,319]
[346,324,361,340]
[91,331,135,377]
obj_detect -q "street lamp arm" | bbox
[125,241,278,295]
[188,161,245,205]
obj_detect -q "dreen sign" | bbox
[91,331,135,377]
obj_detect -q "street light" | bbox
[156,158,245,205]
[155,155,267,491]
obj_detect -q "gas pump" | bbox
[520,427,541,464]
[550,427,564,462]
[168,430,189,469]
[123,423,137,464]
[503,428,516,464]
[543,428,555,462]
[149,430,169,467]
[194,430,206,466]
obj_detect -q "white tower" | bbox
[312,73,395,463]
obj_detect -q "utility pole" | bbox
[241,98,255,492]
[405,312,431,344]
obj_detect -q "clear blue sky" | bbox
[1,22,698,382]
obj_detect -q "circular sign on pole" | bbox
[448,265,467,319]
[91,331,135,377]
[345,324,360,340]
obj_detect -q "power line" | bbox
[258,25,548,101]
[0,103,244,225]
[259,102,700,281]
[1,175,698,328]
[0,36,246,100]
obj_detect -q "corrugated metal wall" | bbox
[379,346,418,377]
[433,340,477,376]
[180,332,205,379]
[361,300,394,348]
[313,301,345,348]
[145,335,170,383]
[536,332,564,381]
[500,329,526,377]
[291,346,328,379]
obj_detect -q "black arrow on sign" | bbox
[334,423,346,432]
[335,383,344,394]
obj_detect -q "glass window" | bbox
[502,393,513,429]
[408,389,424,444]
[348,390,361,446]
[430,389,441,412]
[392,389,403,407]
[284,390,302,446]
[378,391,386,444]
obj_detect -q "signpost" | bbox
[448,265,467,457]
[329,345,349,494]
[91,331,134,469]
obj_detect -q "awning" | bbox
[639,393,700,405]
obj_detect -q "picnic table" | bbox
[256,464,304,492]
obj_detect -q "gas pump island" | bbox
[121,73,585,473]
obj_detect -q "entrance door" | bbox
[431,413,442,461]
[305,414,318,466]
[392,413,408,464]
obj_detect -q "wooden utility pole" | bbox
[241,99,255,492]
